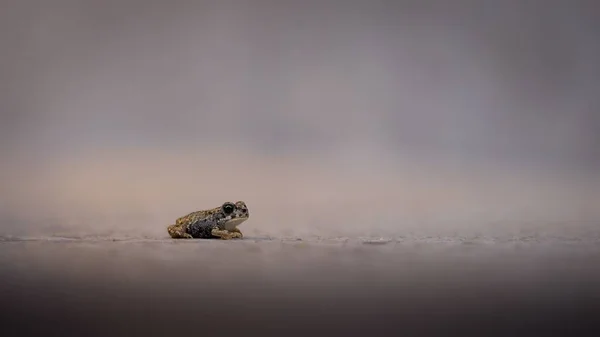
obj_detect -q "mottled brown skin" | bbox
[167,201,249,240]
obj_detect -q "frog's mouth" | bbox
[223,217,248,230]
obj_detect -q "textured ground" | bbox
[1,234,599,336]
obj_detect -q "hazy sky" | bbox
[1,0,598,237]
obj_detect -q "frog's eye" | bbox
[222,202,235,215]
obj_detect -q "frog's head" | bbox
[217,201,249,230]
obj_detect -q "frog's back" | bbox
[176,209,213,226]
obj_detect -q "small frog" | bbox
[167,201,249,239]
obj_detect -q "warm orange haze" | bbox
[2,147,598,240]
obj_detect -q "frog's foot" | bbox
[230,227,243,238]
[167,224,193,239]
[211,228,242,240]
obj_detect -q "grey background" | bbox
[1,0,598,239]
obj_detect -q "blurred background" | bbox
[1,0,598,239]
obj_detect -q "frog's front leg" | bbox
[168,224,193,239]
[211,228,242,240]
[229,227,243,238]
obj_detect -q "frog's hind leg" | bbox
[211,228,242,240]
[167,224,193,239]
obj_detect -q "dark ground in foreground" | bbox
[1,236,599,337]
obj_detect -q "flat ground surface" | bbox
[1,234,599,336]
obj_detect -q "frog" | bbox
[167,201,249,239]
